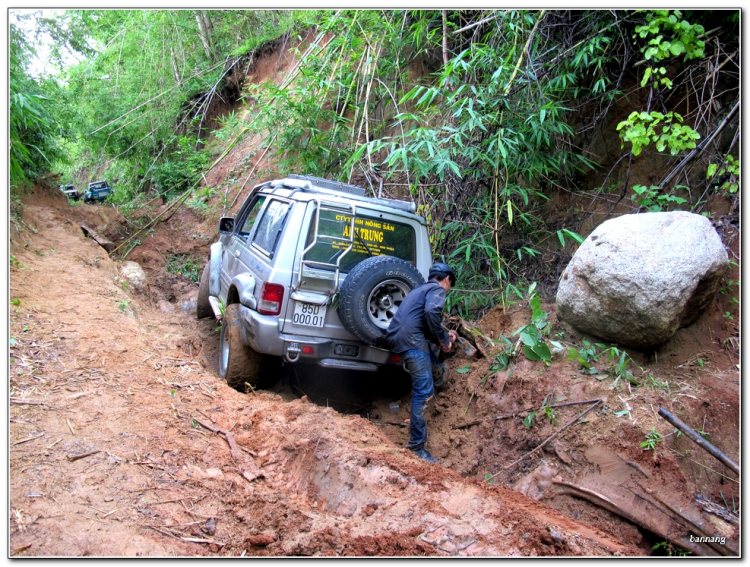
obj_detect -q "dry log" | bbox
[79,223,114,252]
[551,482,717,557]
[640,486,736,556]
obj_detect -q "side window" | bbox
[238,196,267,239]
[252,199,291,256]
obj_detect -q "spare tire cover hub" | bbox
[368,280,408,329]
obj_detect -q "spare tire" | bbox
[337,255,424,346]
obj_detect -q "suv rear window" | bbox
[303,209,415,272]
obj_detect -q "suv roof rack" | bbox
[274,174,418,214]
[287,174,366,196]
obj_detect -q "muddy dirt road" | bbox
[8,185,739,556]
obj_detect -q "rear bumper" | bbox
[238,304,395,371]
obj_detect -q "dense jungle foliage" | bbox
[10,9,740,314]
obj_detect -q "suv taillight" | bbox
[258,282,284,315]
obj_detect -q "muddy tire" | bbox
[337,255,424,346]
[196,264,212,319]
[219,303,261,390]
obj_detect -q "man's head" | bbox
[428,262,456,291]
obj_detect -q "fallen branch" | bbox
[455,398,602,429]
[132,460,177,479]
[10,398,45,406]
[193,417,242,461]
[487,399,601,480]
[11,544,32,554]
[142,523,217,545]
[13,433,45,446]
[371,420,408,428]
[657,406,739,475]
[67,450,101,462]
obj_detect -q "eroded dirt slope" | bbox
[9,188,642,557]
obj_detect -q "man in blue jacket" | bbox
[386,262,457,463]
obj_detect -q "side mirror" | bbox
[219,217,234,234]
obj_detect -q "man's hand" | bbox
[441,330,458,353]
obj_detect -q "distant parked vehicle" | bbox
[84,181,112,203]
[59,184,79,201]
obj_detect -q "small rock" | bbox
[205,468,223,478]
[547,526,566,543]
[120,261,148,293]
[246,533,276,547]
[181,297,197,313]
[203,517,217,536]
[208,543,219,553]
[26,492,44,498]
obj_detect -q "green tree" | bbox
[9,16,66,187]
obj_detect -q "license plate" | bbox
[292,302,327,327]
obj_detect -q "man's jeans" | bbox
[402,349,441,451]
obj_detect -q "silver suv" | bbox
[197,174,432,389]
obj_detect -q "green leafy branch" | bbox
[512,283,552,364]
[635,10,706,90]
[631,184,688,211]
[617,111,700,157]
[707,154,740,194]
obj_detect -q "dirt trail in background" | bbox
[9,190,640,557]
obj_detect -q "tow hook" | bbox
[285,344,301,363]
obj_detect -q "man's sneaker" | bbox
[410,447,438,463]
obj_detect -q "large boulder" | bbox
[556,211,728,348]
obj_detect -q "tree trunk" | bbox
[195,11,214,61]
[169,45,181,85]
[442,10,449,66]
